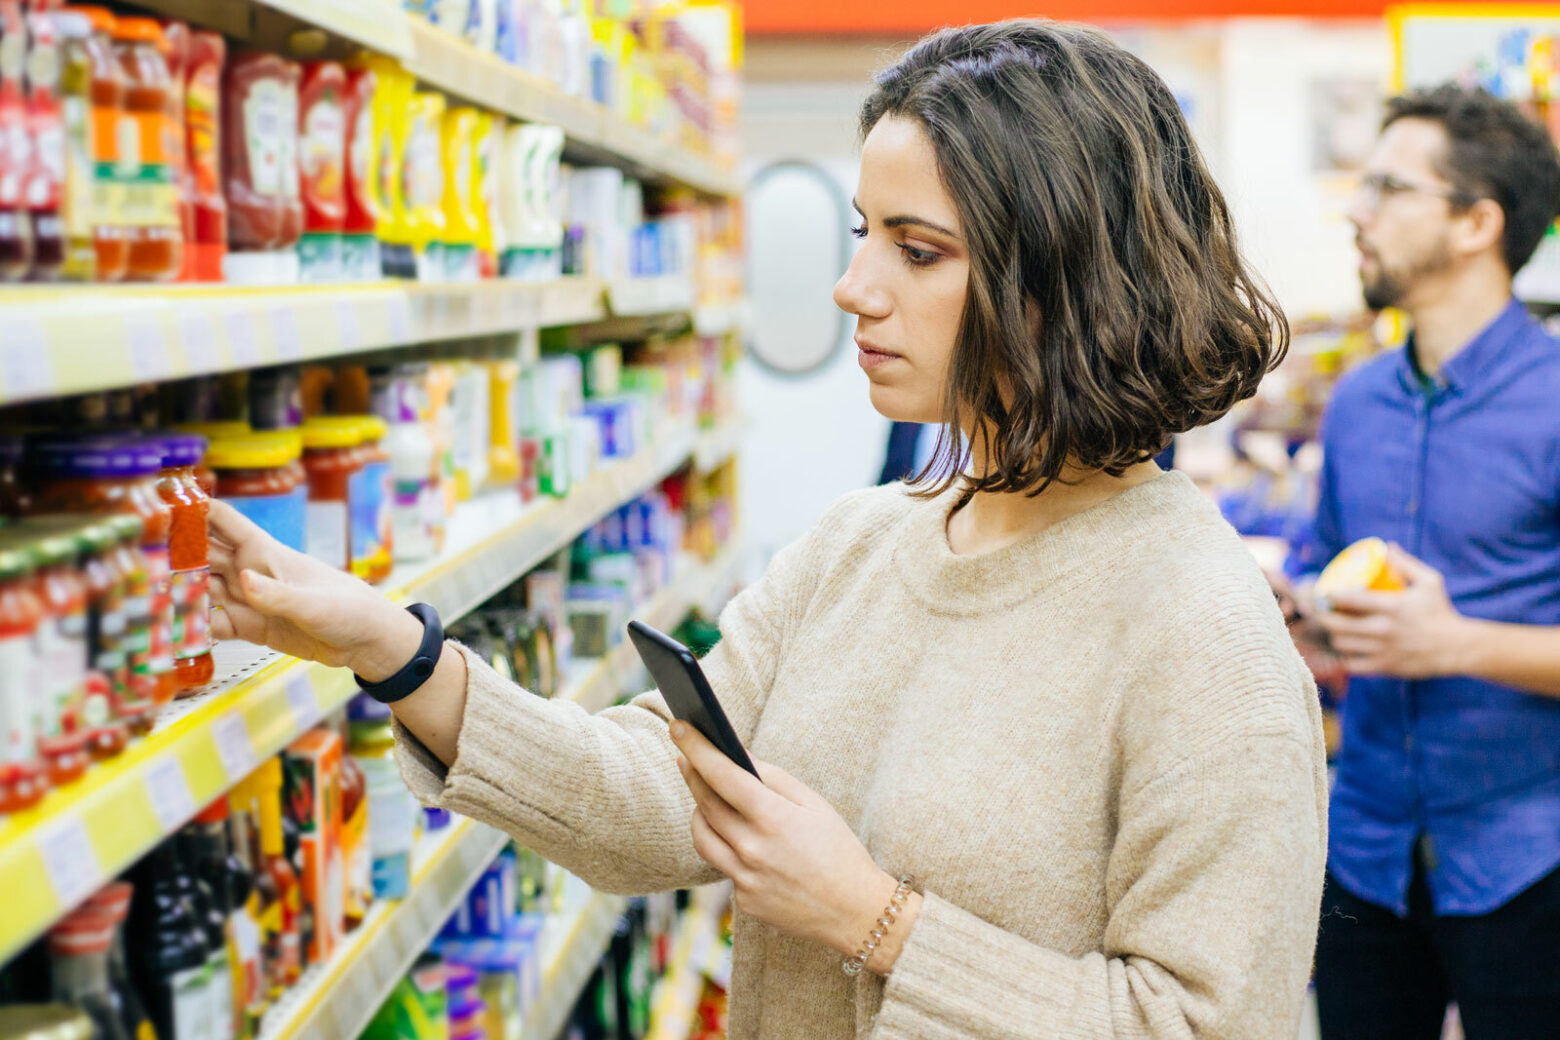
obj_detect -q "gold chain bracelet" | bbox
[842,875,914,977]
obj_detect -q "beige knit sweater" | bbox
[395,472,1328,1039]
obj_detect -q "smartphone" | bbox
[626,620,759,777]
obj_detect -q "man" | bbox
[1291,85,1560,1038]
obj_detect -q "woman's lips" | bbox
[856,340,902,371]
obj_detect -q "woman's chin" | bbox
[866,383,940,424]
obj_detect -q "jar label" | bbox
[0,632,35,763]
[228,488,307,554]
[144,546,175,675]
[171,566,212,661]
[245,78,285,198]
[306,500,348,570]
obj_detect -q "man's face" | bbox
[1347,118,1470,311]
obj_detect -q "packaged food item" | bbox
[27,441,178,708]
[0,0,34,280]
[178,805,242,1040]
[404,90,446,280]
[182,30,225,281]
[363,56,413,278]
[69,519,136,736]
[222,51,300,283]
[373,364,441,562]
[53,9,97,280]
[348,716,414,899]
[48,909,130,1040]
[439,105,480,281]
[102,513,155,725]
[472,110,503,278]
[163,20,191,277]
[300,417,363,571]
[449,353,490,500]
[340,64,378,280]
[69,5,126,280]
[154,434,213,691]
[25,8,65,279]
[350,415,391,583]
[253,757,302,990]
[0,545,44,813]
[82,881,156,1040]
[112,17,181,281]
[127,840,214,1040]
[487,347,522,487]
[208,432,306,554]
[283,727,344,965]
[248,365,302,430]
[297,61,345,281]
[1314,536,1405,610]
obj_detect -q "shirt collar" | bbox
[1397,298,1529,395]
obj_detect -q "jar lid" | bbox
[29,441,162,477]
[155,433,208,469]
[0,1005,96,1040]
[206,433,300,470]
[301,417,366,449]
[359,415,387,441]
[48,909,115,956]
[64,5,116,35]
[111,16,167,49]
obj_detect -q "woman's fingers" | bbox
[689,806,742,878]
[676,754,748,844]
[207,499,266,550]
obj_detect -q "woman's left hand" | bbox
[671,720,912,966]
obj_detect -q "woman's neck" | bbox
[946,450,1162,557]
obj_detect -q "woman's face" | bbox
[833,116,970,424]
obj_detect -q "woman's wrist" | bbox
[841,871,923,976]
[348,602,430,682]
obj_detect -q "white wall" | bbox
[734,21,1391,555]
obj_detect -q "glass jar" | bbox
[0,545,45,814]
[101,513,154,727]
[300,417,363,571]
[154,434,213,691]
[350,416,391,584]
[172,421,251,497]
[70,5,127,281]
[208,432,306,553]
[27,441,177,707]
[19,532,96,778]
[54,9,97,281]
[111,17,181,281]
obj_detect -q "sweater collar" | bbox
[892,469,1204,615]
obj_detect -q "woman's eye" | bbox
[849,224,867,240]
[897,243,940,267]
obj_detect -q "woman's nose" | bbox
[833,249,890,319]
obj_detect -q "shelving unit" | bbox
[0,419,741,964]
[647,888,729,1040]
[521,892,632,1040]
[257,818,510,1040]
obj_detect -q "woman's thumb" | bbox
[239,569,299,617]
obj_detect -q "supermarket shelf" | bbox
[562,538,746,715]
[693,299,749,339]
[258,817,510,1040]
[0,278,606,407]
[607,277,699,318]
[523,892,631,1040]
[404,19,739,197]
[647,888,728,1040]
[259,0,414,59]
[0,421,728,963]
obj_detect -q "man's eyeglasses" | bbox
[1355,172,1478,211]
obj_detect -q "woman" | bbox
[210,20,1327,1039]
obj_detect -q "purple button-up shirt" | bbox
[1291,299,1560,915]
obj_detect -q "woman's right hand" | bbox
[208,500,424,679]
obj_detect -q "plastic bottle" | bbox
[450,349,490,500]
[404,90,446,280]
[82,882,156,1040]
[376,365,439,562]
[297,61,345,281]
[255,757,302,990]
[128,840,214,1040]
[473,110,503,278]
[0,0,35,280]
[487,344,522,487]
[182,30,225,281]
[49,909,130,1040]
[25,8,65,279]
[222,51,298,283]
[363,56,412,278]
[340,64,378,280]
[190,798,253,1040]
[440,105,480,281]
[53,9,97,280]
[176,821,235,1040]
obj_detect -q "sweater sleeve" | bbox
[391,520,822,895]
[872,733,1325,1040]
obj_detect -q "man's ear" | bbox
[1453,196,1506,262]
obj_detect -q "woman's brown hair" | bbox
[862,20,1287,497]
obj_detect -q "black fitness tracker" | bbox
[354,602,445,704]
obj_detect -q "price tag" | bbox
[284,670,320,732]
[144,756,197,831]
[179,310,221,374]
[335,300,363,352]
[212,713,256,782]
[387,297,413,342]
[37,817,103,909]
[225,311,262,368]
[271,306,303,361]
[0,318,52,399]
[125,317,171,381]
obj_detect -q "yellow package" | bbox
[440,106,482,281]
[473,111,506,276]
[404,92,448,264]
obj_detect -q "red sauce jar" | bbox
[27,441,178,708]
[300,418,362,571]
[112,17,181,281]
[102,512,154,730]
[12,531,94,780]
[208,431,305,553]
[0,544,46,812]
[154,434,212,692]
[70,6,129,281]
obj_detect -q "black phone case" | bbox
[626,620,760,777]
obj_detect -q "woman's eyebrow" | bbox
[852,198,961,240]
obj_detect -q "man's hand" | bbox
[1315,545,1472,679]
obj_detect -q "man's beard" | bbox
[1360,235,1456,311]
